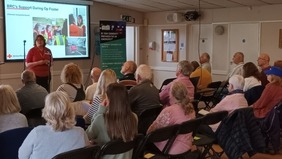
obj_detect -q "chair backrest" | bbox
[135,124,179,158]
[119,80,137,90]
[138,105,162,134]
[25,107,46,127]
[0,127,33,159]
[190,76,200,88]
[244,85,265,106]
[97,134,143,159]
[75,115,86,130]
[202,111,228,125]
[163,118,202,154]
[159,78,176,92]
[52,145,100,159]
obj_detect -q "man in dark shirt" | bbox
[129,64,161,116]
[16,70,48,114]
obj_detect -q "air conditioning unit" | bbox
[166,13,183,23]
[184,11,200,21]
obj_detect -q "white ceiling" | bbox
[92,0,282,12]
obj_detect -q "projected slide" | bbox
[4,0,89,61]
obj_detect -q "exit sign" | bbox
[121,15,135,23]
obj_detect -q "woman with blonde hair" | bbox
[19,91,89,159]
[84,69,117,123]
[0,85,28,133]
[147,81,195,155]
[86,83,138,158]
[57,63,89,115]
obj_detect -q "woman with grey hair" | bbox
[19,91,89,159]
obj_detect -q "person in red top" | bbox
[253,66,282,119]
[26,35,53,92]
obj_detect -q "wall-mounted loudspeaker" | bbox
[184,11,200,21]
[215,25,224,35]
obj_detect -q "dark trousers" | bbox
[36,75,51,92]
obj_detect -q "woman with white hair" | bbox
[19,91,89,159]
[209,75,248,132]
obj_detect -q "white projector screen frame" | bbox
[3,0,90,61]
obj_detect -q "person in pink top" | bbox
[148,81,196,155]
[159,60,194,106]
[209,75,248,131]
[253,66,282,119]
[197,75,248,138]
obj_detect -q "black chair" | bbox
[211,80,229,106]
[25,107,46,127]
[190,76,200,89]
[193,111,228,159]
[97,134,143,159]
[138,105,162,135]
[75,115,86,130]
[134,124,179,159]
[52,145,100,159]
[0,127,33,159]
[244,85,265,106]
[164,118,202,159]
[159,78,176,92]
[196,81,222,110]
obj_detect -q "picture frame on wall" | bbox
[161,29,179,62]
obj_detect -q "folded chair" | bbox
[193,111,228,159]
[52,145,100,159]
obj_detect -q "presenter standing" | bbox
[26,35,53,92]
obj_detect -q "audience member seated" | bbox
[0,85,28,133]
[160,60,194,106]
[84,69,117,124]
[85,67,101,103]
[147,81,195,155]
[227,52,244,79]
[242,62,262,92]
[253,66,282,119]
[257,53,271,86]
[129,64,161,116]
[199,52,211,73]
[190,61,212,90]
[119,61,137,89]
[86,83,138,159]
[16,70,48,115]
[198,75,248,136]
[57,63,89,116]
[119,61,137,81]
[19,91,89,159]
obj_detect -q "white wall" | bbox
[145,4,282,88]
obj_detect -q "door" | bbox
[229,23,260,72]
